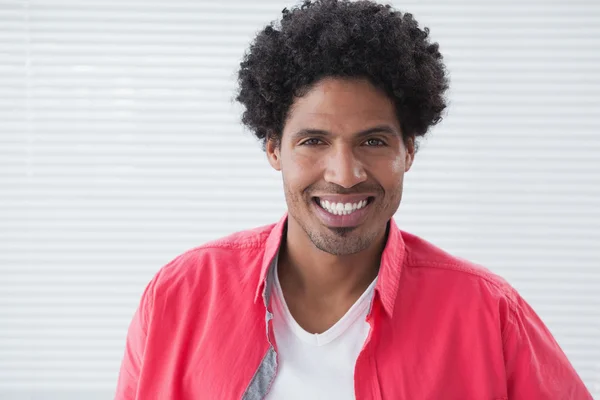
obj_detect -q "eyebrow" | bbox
[291,124,401,141]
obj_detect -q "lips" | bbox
[314,194,374,204]
[311,195,374,228]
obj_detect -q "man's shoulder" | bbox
[400,230,518,302]
[203,222,277,250]
[147,222,276,298]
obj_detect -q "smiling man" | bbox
[115,1,593,399]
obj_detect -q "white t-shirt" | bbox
[265,261,377,400]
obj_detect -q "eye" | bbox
[300,138,324,146]
[364,138,386,147]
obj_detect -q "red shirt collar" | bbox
[255,213,406,318]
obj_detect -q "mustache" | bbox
[305,184,383,195]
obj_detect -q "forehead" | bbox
[284,78,399,133]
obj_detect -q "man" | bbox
[116,1,593,399]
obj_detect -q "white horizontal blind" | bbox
[0,1,598,398]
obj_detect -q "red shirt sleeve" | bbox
[114,278,155,400]
[502,293,593,399]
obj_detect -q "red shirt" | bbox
[116,214,592,399]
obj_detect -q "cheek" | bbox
[389,151,406,173]
[281,150,322,193]
[369,154,405,176]
[370,158,406,194]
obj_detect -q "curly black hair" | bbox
[236,0,449,150]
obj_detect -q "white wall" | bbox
[1,0,599,398]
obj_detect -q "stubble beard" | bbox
[296,197,382,256]
[284,182,394,256]
[304,224,378,256]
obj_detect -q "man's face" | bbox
[266,78,414,256]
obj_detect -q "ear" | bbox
[265,135,282,171]
[404,137,415,172]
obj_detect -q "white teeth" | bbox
[318,198,369,215]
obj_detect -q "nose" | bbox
[323,144,367,188]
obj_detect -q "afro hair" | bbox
[236,0,449,150]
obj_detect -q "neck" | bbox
[278,217,388,302]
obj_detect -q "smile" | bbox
[314,197,371,215]
[311,196,374,228]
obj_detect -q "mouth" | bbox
[310,195,375,228]
[312,196,375,215]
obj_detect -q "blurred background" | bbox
[1,0,599,398]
